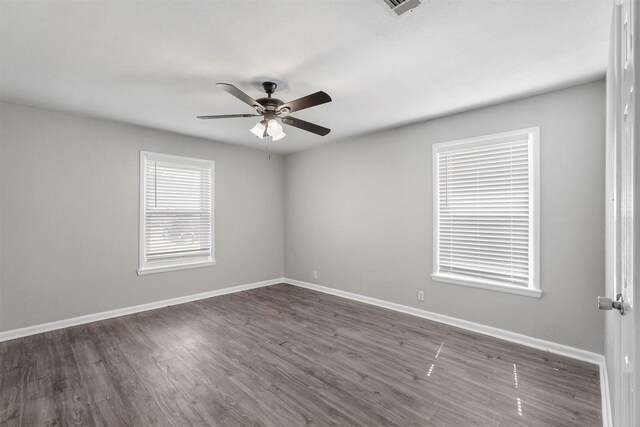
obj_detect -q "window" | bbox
[138,151,215,275]
[432,128,540,297]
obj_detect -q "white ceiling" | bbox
[0,0,611,154]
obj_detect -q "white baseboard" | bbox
[283,278,612,427]
[0,277,285,342]
[284,278,600,362]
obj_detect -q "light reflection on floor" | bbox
[514,363,522,416]
[427,340,528,418]
[435,341,444,359]
[427,363,435,377]
[427,342,444,377]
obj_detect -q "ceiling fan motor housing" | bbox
[256,97,285,112]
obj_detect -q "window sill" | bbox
[431,273,542,298]
[137,260,217,276]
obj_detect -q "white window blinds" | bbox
[433,128,539,293]
[139,152,214,274]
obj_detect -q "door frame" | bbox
[605,0,638,426]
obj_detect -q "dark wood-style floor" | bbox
[1,284,601,426]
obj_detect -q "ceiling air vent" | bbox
[383,0,421,16]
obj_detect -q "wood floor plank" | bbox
[0,284,602,426]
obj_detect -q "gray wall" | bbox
[1,81,607,355]
[284,80,606,353]
[0,102,284,331]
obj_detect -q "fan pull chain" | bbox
[265,136,272,160]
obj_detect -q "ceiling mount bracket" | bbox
[262,81,277,98]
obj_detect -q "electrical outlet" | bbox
[418,290,425,301]
[313,271,318,279]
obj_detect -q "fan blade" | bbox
[197,114,261,119]
[281,116,331,136]
[277,91,331,114]
[216,83,265,112]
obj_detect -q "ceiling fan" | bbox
[197,82,332,142]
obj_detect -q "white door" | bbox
[604,0,637,425]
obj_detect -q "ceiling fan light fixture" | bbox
[267,119,286,141]
[271,131,286,141]
[249,121,266,139]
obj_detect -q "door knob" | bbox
[597,294,624,314]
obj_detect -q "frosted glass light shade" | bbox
[249,121,266,138]
[267,119,286,141]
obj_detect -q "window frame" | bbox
[138,151,216,275]
[431,127,541,298]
